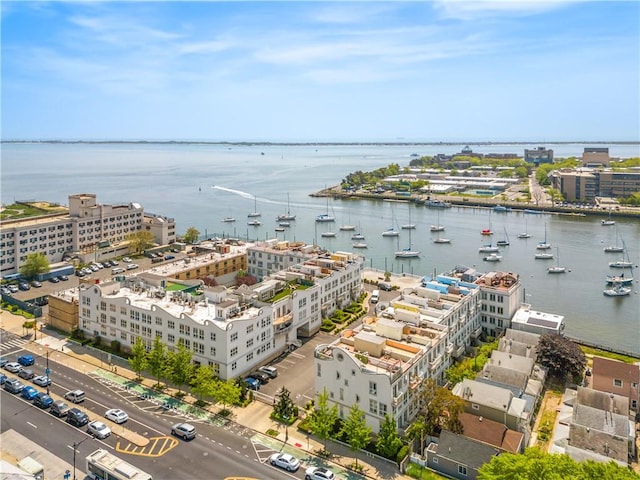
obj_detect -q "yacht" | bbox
[479,244,500,253]
[483,253,502,262]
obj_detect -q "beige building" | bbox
[0,193,175,277]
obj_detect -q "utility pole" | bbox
[72,436,92,480]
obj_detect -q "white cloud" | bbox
[433,0,576,20]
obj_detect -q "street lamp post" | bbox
[72,436,92,480]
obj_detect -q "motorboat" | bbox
[351,233,365,240]
[483,253,502,262]
[278,221,291,227]
[247,219,262,226]
[352,242,368,249]
[401,223,416,230]
[479,244,500,253]
[433,237,451,244]
[221,217,236,223]
[603,284,631,296]
[275,227,285,232]
[535,252,554,260]
[321,231,336,238]
[340,224,356,231]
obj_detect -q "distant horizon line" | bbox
[2,139,639,146]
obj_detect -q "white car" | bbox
[305,467,336,480]
[122,257,132,263]
[32,375,51,387]
[126,263,139,270]
[171,422,196,440]
[87,420,111,439]
[4,362,22,373]
[269,453,300,472]
[105,408,128,424]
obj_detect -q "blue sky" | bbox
[2,1,638,142]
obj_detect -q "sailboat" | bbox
[603,227,624,253]
[601,211,615,226]
[536,222,551,250]
[609,241,633,268]
[430,210,445,232]
[395,228,420,258]
[401,208,416,230]
[316,196,336,223]
[479,244,500,253]
[352,241,368,249]
[248,195,261,218]
[496,227,510,246]
[547,247,566,273]
[382,207,400,237]
[433,229,451,244]
[603,283,631,296]
[517,217,531,239]
[481,210,493,235]
[339,206,356,231]
[483,253,502,262]
[277,193,296,221]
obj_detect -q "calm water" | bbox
[2,142,639,353]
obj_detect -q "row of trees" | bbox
[128,336,244,412]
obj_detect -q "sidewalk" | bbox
[1,310,411,479]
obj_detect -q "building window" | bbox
[613,378,623,387]
[472,403,479,410]
[369,381,377,396]
[458,465,467,476]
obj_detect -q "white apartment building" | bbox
[77,248,365,379]
[1,193,175,277]
[247,240,322,281]
[314,275,482,433]
[473,271,524,337]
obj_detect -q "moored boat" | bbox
[483,253,502,262]
[352,242,368,249]
[603,284,631,296]
[535,252,554,260]
[479,244,500,253]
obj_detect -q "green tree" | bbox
[376,414,403,459]
[339,404,372,470]
[19,252,49,279]
[537,334,586,381]
[420,379,465,436]
[273,387,296,422]
[190,365,217,402]
[183,227,200,244]
[127,231,155,254]
[166,341,194,394]
[213,379,241,412]
[478,447,638,480]
[128,337,147,380]
[22,320,37,337]
[147,335,167,387]
[405,413,429,456]
[307,388,339,454]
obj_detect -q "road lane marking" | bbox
[27,422,38,428]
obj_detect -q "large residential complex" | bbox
[0,193,176,277]
[64,243,364,379]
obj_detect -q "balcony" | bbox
[453,345,465,357]
[471,326,482,339]
[446,343,454,354]
[430,354,443,371]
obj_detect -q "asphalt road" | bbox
[1,344,306,480]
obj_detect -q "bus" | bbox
[86,449,152,480]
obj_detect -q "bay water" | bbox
[2,142,639,354]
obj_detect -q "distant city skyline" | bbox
[2,1,638,142]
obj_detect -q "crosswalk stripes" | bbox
[0,337,28,354]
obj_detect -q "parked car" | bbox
[34,392,54,409]
[18,355,35,366]
[67,408,89,427]
[0,357,8,368]
[126,263,139,270]
[18,368,35,380]
[87,420,111,439]
[21,386,38,401]
[110,260,119,266]
[258,365,278,378]
[378,281,393,291]
[64,390,86,403]
[102,260,113,267]
[305,466,336,480]
[49,277,60,283]
[122,257,132,263]
[171,422,196,440]
[164,255,175,260]
[105,408,128,424]
[0,373,7,385]
[59,275,69,281]
[269,453,300,472]
[18,282,31,291]
[248,371,270,384]
[1,287,11,295]
[4,378,25,394]
[75,270,86,277]
[30,281,42,288]
[243,377,260,390]
[32,375,51,387]
[4,362,22,373]
[50,400,70,417]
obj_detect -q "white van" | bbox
[64,390,86,403]
[371,289,380,304]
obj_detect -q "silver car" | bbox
[4,362,22,373]
[269,453,300,472]
[171,422,196,440]
[87,420,111,439]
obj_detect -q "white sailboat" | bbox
[517,217,531,239]
[603,227,624,253]
[547,247,566,273]
[316,196,336,223]
[277,193,296,221]
[352,242,368,249]
[430,210,445,232]
[339,205,356,231]
[603,283,631,296]
[382,207,400,237]
[248,195,261,218]
[479,244,500,253]
[395,228,420,258]
[601,210,615,226]
[536,222,551,250]
[401,208,416,230]
[483,253,502,262]
[609,241,633,268]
